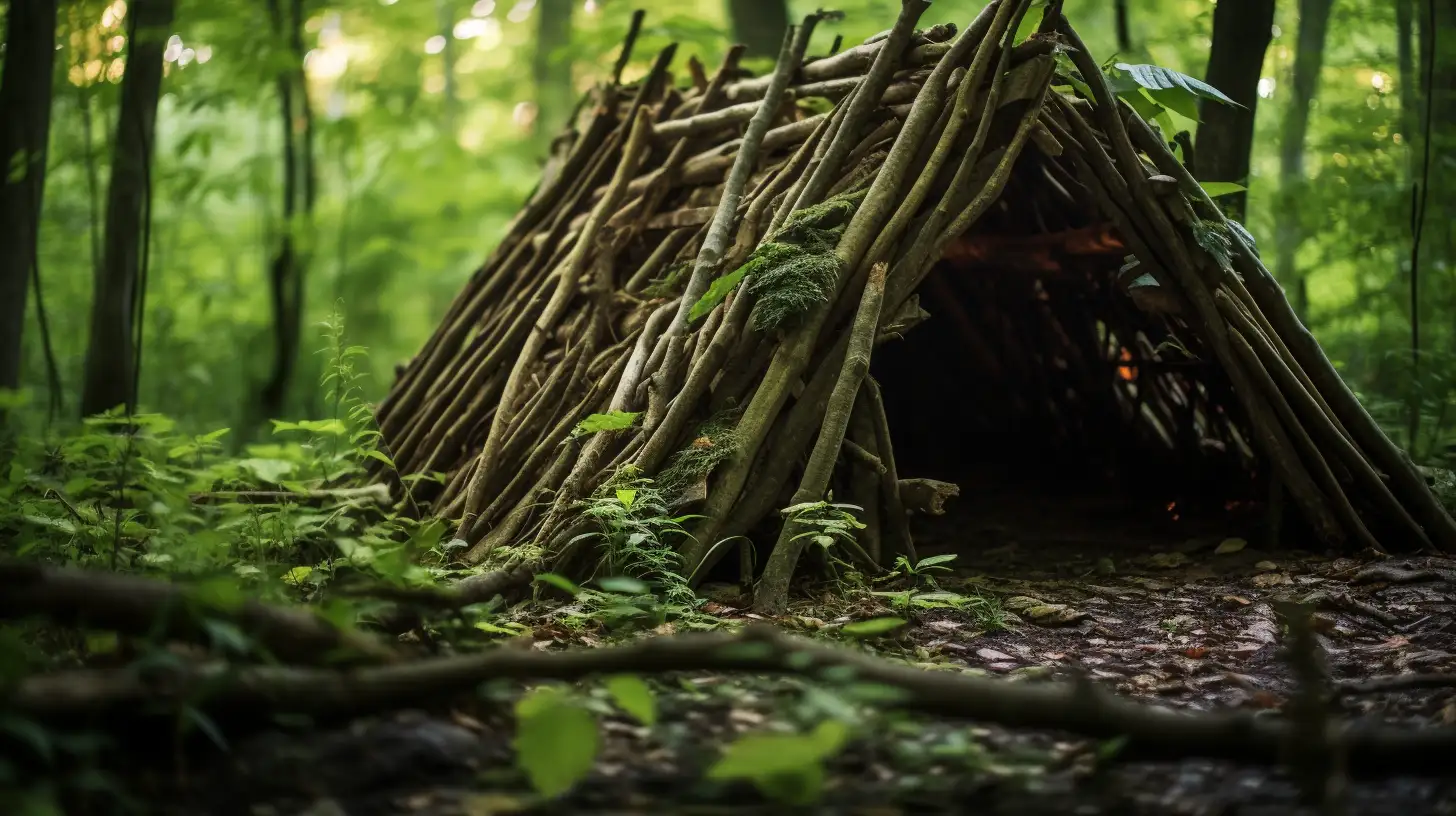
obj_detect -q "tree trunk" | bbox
[726,0,790,59]
[533,0,574,141]
[1114,0,1132,54]
[1272,0,1333,321]
[259,0,317,420]
[1194,0,1276,222]
[0,0,59,392]
[80,0,174,416]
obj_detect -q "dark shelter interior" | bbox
[869,175,1270,549]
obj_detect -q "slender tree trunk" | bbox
[1114,0,1132,54]
[437,0,458,132]
[533,0,574,142]
[1194,0,1276,222]
[80,0,174,416]
[0,0,59,392]
[260,0,316,420]
[1273,0,1333,320]
[726,0,789,59]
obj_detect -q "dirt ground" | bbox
[136,495,1456,816]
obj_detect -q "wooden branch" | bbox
[12,623,1456,778]
[0,562,397,666]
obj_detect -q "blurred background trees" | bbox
[0,0,1452,462]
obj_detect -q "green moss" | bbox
[743,188,867,332]
[657,411,741,499]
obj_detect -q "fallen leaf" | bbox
[1251,572,1293,588]
[1255,560,1279,571]
[977,648,1016,661]
[1222,594,1252,606]
[1214,537,1248,555]
[1150,552,1189,569]
[1183,646,1208,659]
[926,619,964,631]
[1003,595,1091,626]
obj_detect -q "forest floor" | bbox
[120,492,1456,816]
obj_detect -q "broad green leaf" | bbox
[615,488,637,510]
[1112,63,1243,108]
[1199,181,1247,198]
[514,691,599,798]
[708,719,850,781]
[915,554,958,569]
[1147,87,1201,121]
[841,617,907,637]
[573,411,640,437]
[753,763,825,805]
[689,266,747,322]
[283,565,314,584]
[534,573,582,596]
[605,675,657,725]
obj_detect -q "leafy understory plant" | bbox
[571,469,700,609]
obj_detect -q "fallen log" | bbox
[9,623,1454,778]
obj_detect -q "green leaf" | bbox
[182,706,230,751]
[915,554,958,569]
[573,411,640,438]
[1214,537,1248,555]
[605,675,657,726]
[238,458,295,483]
[1112,63,1243,108]
[514,690,599,798]
[597,576,650,595]
[1199,181,1247,198]
[534,572,583,596]
[365,450,395,468]
[282,565,314,585]
[688,266,747,323]
[841,617,907,637]
[615,488,637,510]
[708,719,850,782]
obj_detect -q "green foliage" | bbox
[572,472,698,609]
[840,616,907,638]
[573,411,641,438]
[605,674,658,726]
[886,553,959,581]
[782,500,866,552]
[514,687,600,799]
[707,719,851,805]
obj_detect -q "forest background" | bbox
[1,0,1452,464]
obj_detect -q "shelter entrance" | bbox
[869,230,1264,551]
